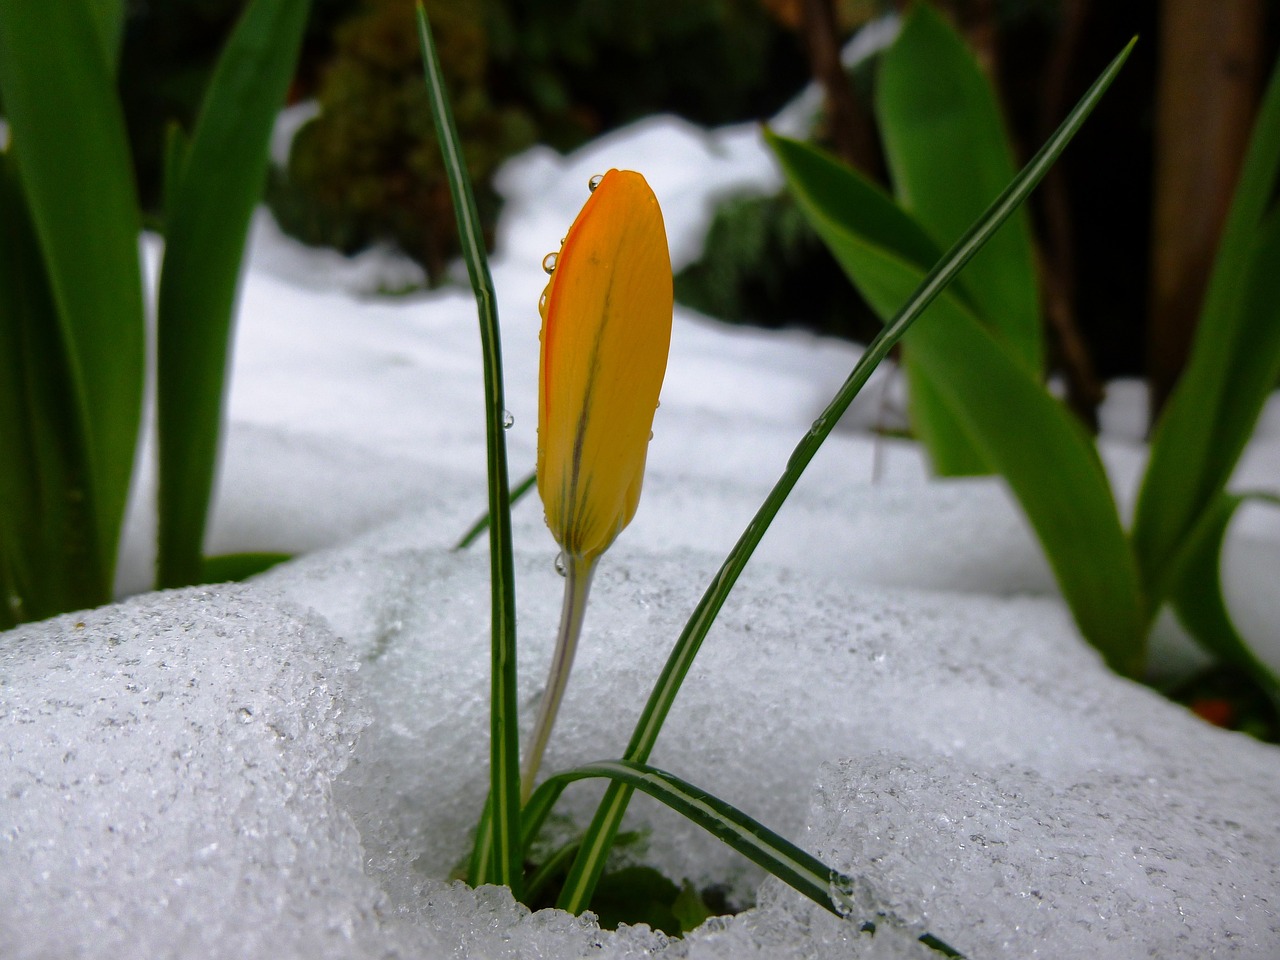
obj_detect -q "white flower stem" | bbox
[521,554,596,803]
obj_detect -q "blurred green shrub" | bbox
[275,0,536,280]
[272,0,807,279]
[674,191,880,343]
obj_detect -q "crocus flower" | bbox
[522,170,673,800]
[537,169,673,562]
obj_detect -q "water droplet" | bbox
[648,430,654,441]
[588,173,603,192]
[502,410,514,429]
[538,290,548,317]
[827,872,869,919]
[542,251,558,274]
[553,552,567,577]
[655,400,661,409]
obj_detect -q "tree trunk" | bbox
[1148,0,1264,422]
[798,0,883,179]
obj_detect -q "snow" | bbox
[3,111,1280,959]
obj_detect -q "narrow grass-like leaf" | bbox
[534,761,964,956]
[155,0,310,588]
[773,132,1146,669]
[1169,492,1280,704]
[878,3,1042,373]
[559,38,1135,914]
[1134,58,1280,602]
[0,0,145,591]
[416,2,522,895]
[0,154,105,627]
[453,469,538,551]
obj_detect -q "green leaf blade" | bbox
[1134,58,1280,601]
[155,0,311,588]
[416,2,522,896]
[1169,493,1280,703]
[0,0,145,589]
[0,155,107,626]
[537,761,964,956]
[877,3,1042,374]
[774,132,1146,672]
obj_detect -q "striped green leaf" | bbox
[533,760,964,955]
[416,1,523,895]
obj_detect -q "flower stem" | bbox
[522,554,596,803]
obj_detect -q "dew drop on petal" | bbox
[542,251,558,274]
[588,173,603,192]
[502,410,514,429]
[538,290,548,318]
[554,551,567,577]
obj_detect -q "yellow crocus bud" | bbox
[522,170,673,801]
[537,169,673,563]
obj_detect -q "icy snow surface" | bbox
[4,115,1280,959]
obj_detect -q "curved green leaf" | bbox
[772,133,1146,672]
[532,760,964,956]
[1169,492,1280,703]
[1134,58,1280,601]
[155,0,311,588]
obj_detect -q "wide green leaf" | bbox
[1133,58,1280,602]
[770,133,1146,671]
[0,154,106,627]
[747,131,990,474]
[0,0,145,590]
[877,3,1042,374]
[902,357,991,475]
[155,0,311,588]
